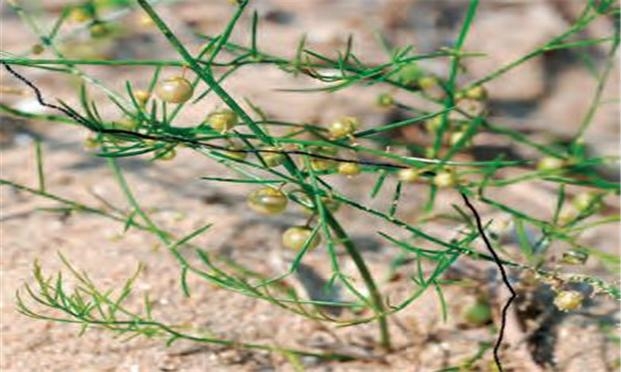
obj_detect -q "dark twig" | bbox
[460,192,517,371]
[2,62,90,126]
[1,62,436,173]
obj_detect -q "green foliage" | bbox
[1,0,619,367]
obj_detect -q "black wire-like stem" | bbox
[460,192,517,372]
[2,62,90,126]
[2,62,436,173]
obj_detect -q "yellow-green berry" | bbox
[572,192,599,212]
[338,162,361,176]
[329,116,359,139]
[307,146,338,171]
[302,196,340,214]
[463,300,492,326]
[31,44,44,55]
[418,75,438,91]
[553,290,584,312]
[558,207,578,226]
[260,147,285,167]
[133,90,150,106]
[158,148,176,161]
[223,145,247,160]
[433,169,458,187]
[321,197,341,212]
[537,156,566,171]
[425,116,443,133]
[206,109,238,133]
[457,98,487,117]
[83,136,100,150]
[449,131,471,147]
[398,168,420,183]
[376,93,394,108]
[69,7,90,23]
[89,22,111,38]
[155,76,193,104]
[463,85,487,101]
[282,226,321,250]
[247,187,288,215]
[113,116,138,131]
[137,12,155,27]
[394,62,423,86]
[310,158,337,172]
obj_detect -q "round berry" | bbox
[463,300,492,326]
[158,148,176,161]
[338,162,361,176]
[394,63,423,86]
[223,145,247,160]
[136,12,155,27]
[449,131,471,147]
[553,290,584,312]
[463,85,487,101]
[301,196,340,214]
[537,156,565,171]
[321,197,341,212]
[89,22,111,38]
[376,93,394,108]
[329,116,359,139]
[83,136,100,150]
[433,169,457,188]
[282,226,321,250]
[247,187,288,215]
[418,75,446,99]
[155,76,193,104]
[457,98,487,117]
[418,75,438,91]
[133,90,150,106]
[425,116,443,133]
[398,168,420,183]
[424,147,435,158]
[206,109,238,133]
[260,147,285,167]
[558,207,578,226]
[113,116,138,130]
[572,192,599,212]
[31,44,44,55]
[307,146,338,171]
[69,7,90,23]
[310,158,336,172]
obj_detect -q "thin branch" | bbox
[460,192,517,372]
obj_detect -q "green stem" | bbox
[0,57,187,67]
[432,0,479,157]
[6,0,129,107]
[107,158,170,244]
[0,103,75,124]
[575,37,619,139]
[324,211,391,350]
[137,0,272,144]
[469,6,598,88]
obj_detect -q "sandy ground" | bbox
[1,1,620,371]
